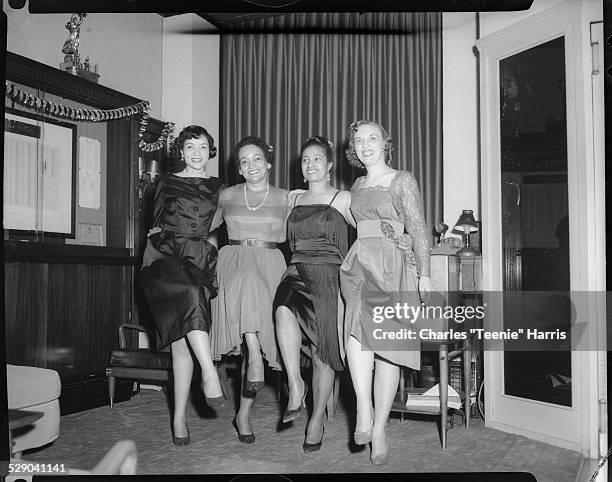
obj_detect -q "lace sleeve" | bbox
[391,171,431,277]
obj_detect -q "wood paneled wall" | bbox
[4,52,167,412]
[5,245,137,382]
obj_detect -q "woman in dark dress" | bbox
[140,125,225,446]
[274,136,354,452]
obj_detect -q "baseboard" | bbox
[60,376,133,415]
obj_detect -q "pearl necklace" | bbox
[244,183,270,211]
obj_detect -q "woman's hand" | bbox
[147,227,162,238]
[286,189,307,207]
[395,233,412,252]
[419,275,435,304]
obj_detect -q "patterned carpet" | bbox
[22,380,583,479]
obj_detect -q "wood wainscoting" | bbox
[5,242,139,414]
[3,52,169,414]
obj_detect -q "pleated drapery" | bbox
[220,13,442,229]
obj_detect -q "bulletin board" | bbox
[4,107,76,236]
[4,83,108,246]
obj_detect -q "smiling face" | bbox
[181,135,210,173]
[238,144,271,184]
[353,124,386,168]
[301,144,331,183]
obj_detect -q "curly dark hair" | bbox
[232,135,274,170]
[345,120,394,170]
[169,125,217,172]
[300,135,334,165]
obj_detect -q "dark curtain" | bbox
[220,12,442,229]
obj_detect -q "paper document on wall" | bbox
[78,136,101,209]
[405,384,461,410]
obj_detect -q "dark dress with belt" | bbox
[274,192,348,371]
[140,174,224,348]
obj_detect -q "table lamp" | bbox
[453,209,479,257]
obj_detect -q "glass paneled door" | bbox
[500,37,571,408]
[476,2,604,453]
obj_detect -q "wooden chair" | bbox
[390,252,472,449]
[394,337,472,449]
[105,323,172,407]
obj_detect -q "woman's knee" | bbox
[275,305,292,322]
[171,339,191,358]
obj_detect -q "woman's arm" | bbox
[208,231,219,249]
[334,190,356,228]
[392,172,435,299]
[210,186,228,233]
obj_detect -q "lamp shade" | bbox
[453,210,478,233]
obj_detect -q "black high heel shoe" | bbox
[232,417,256,444]
[172,422,190,446]
[245,379,265,393]
[282,382,307,423]
[245,361,265,393]
[303,426,324,453]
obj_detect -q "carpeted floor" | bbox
[23,381,583,479]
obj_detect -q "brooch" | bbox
[380,220,396,239]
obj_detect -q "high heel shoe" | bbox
[232,417,255,444]
[202,381,227,408]
[370,436,388,466]
[370,450,389,466]
[245,379,265,393]
[172,422,190,446]
[282,381,307,423]
[303,426,324,453]
[354,410,374,445]
[354,424,372,446]
[245,361,265,393]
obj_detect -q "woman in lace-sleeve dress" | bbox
[339,121,434,465]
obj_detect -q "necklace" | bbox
[244,182,270,211]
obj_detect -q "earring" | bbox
[327,173,331,182]
[303,178,307,183]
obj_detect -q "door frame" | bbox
[476,0,604,456]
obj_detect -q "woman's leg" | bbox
[170,337,194,437]
[305,350,334,444]
[275,306,304,409]
[371,357,400,458]
[243,332,264,384]
[235,342,255,435]
[185,329,223,398]
[346,335,374,434]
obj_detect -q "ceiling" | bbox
[179,12,430,33]
[23,0,535,33]
[153,0,533,32]
[28,0,534,15]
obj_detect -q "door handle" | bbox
[506,181,521,206]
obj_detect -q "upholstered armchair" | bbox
[6,364,61,457]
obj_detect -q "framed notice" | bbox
[3,108,77,236]
[77,222,104,246]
